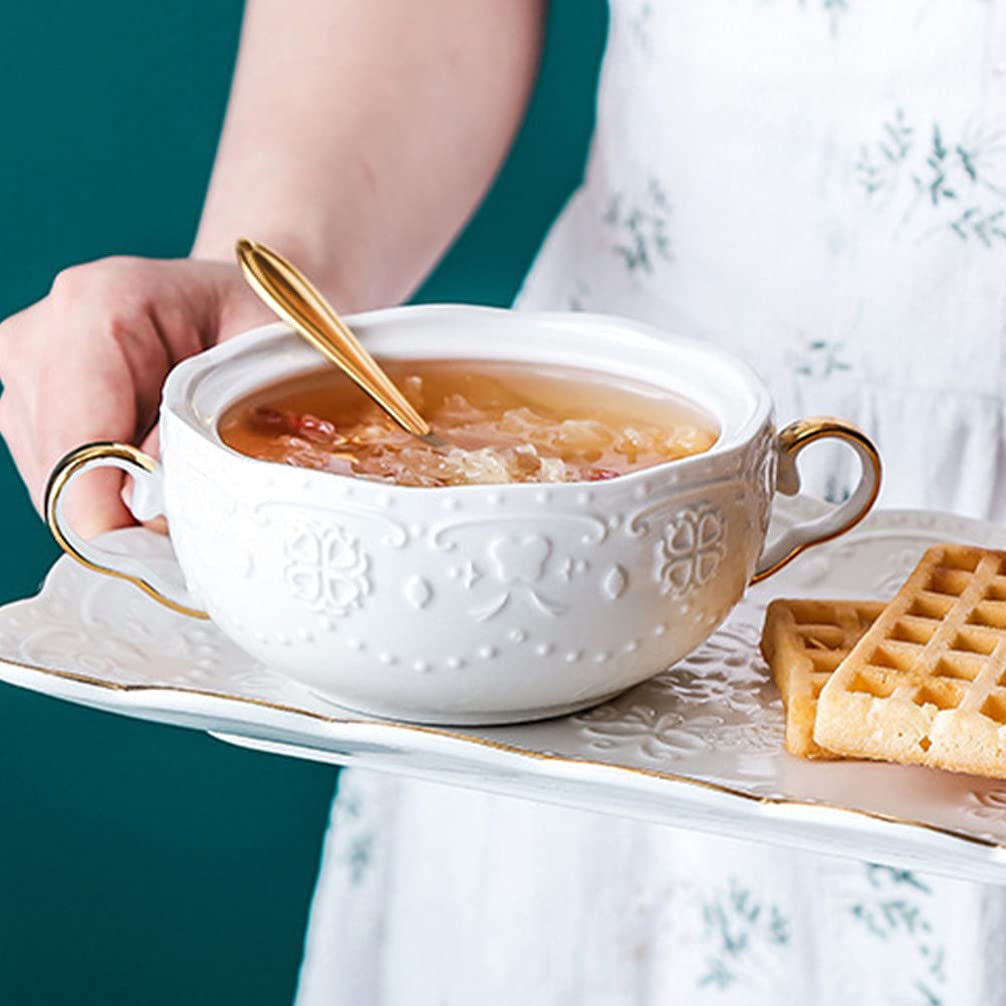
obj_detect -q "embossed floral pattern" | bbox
[403,575,434,610]
[965,788,1006,821]
[872,546,929,597]
[12,514,1006,877]
[488,535,550,583]
[284,523,371,616]
[570,616,785,758]
[713,718,786,754]
[654,624,775,714]
[468,534,566,620]
[655,504,726,597]
[658,668,765,715]
[573,682,785,759]
[574,704,723,758]
[743,424,777,538]
[601,564,628,600]
[22,629,153,681]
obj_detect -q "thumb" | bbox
[36,371,140,541]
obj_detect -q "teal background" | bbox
[0,3,606,1003]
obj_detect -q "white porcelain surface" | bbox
[49,307,877,723]
[8,501,1006,884]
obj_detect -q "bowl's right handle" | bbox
[44,442,209,619]
[751,417,882,584]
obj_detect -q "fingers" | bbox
[1,370,131,537]
[0,268,152,538]
[20,323,139,537]
[139,425,160,459]
[0,256,262,542]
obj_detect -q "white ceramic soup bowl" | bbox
[45,306,880,724]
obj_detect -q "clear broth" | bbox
[218,359,719,487]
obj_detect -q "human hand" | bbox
[0,256,272,537]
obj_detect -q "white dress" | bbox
[296,3,1006,1002]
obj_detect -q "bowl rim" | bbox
[162,304,774,495]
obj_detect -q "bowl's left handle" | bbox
[44,442,209,619]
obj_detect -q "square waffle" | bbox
[761,599,886,758]
[815,544,1006,777]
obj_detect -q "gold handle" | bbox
[750,417,882,583]
[44,442,209,619]
[235,237,440,442]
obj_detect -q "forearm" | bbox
[192,0,545,312]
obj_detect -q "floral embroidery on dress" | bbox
[801,0,848,22]
[788,0,848,35]
[603,177,672,274]
[791,337,853,379]
[626,0,654,52]
[331,780,376,886]
[855,109,913,196]
[948,206,1006,247]
[848,864,946,1005]
[823,475,851,505]
[698,875,791,990]
[787,328,854,500]
[567,278,591,312]
[856,109,1006,246]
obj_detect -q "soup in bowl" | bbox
[45,306,881,724]
[218,358,719,486]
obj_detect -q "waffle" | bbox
[761,599,886,758]
[815,545,1006,777]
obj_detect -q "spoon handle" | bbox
[236,238,439,442]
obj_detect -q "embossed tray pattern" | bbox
[6,502,1006,883]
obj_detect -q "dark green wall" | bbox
[0,3,606,1003]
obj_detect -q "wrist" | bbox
[191,225,364,313]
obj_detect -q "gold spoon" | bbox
[235,237,448,448]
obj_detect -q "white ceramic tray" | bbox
[6,500,1006,883]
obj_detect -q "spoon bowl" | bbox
[235,238,448,448]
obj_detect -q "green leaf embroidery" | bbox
[604,178,673,274]
[856,109,913,197]
[793,338,852,378]
[698,958,735,990]
[567,278,591,312]
[332,784,377,886]
[698,876,791,991]
[344,833,374,886]
[866,865,931,893]
[914,126,958,206]
[799,0,849,34]
[849,864,945,1002]
[950,207,1006,246]
[824,476,851,505]
[628,1,654,52]
[915,981,943,1006]
[857,111,1006,246]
